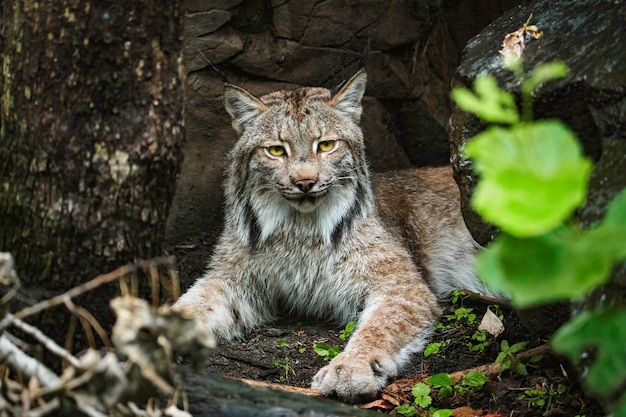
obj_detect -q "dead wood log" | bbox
[179,366,379,417]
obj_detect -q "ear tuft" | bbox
[329,69,367,123]
[223,85,267,134]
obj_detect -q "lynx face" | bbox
[223,72,372,246]
[248,104,356,214]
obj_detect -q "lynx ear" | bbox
[329,69,367,123]
[224,84,268,134]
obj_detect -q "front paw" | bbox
[311,352,397,402]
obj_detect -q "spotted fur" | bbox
[173,70,497,401]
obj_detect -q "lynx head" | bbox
[222,70,374,248]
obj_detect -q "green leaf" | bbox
[411,382,432,407]
[522,61,569,97]
[415,395,432,408]
[614,391,626,417]
[509,341,529,354]
[451,76,519,124]
[396,404,417,416]
[462,371,489,388]
[500,340,510,352]
[339,321,357,341]
[603,188,626,227]
[276,339,289,348]
[432,409,454,417]
[552,309,626,397]
[583,188,626,261]
[516,362,528,376]
[424,342,441,357]
[475,228,616,306]
[313,343,340,361]
[411,382,431,399]
[427,373,454,387]
[439,385,453,398]
[465,121,592,237]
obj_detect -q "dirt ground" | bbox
[168,233,605,417]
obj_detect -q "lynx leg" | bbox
[311,280,440,402]
[172,275,270,340]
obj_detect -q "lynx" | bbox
[173,69,496,401]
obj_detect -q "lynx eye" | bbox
[266,145,286,157]
[317,140,336,153]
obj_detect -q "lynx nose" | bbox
[294,178,316,193]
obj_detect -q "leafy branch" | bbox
[452,54,626,415]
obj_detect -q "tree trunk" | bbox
[0,0,183,325]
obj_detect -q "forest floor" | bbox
[168,234,605,417]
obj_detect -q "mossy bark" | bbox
[0,0,183,320]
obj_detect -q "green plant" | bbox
[313,322,356,361]
[495,340,528,375]
[276,339,290,348]
[426,371,488,400]
[467,329,490,353]
[411,382,433,408]
[272,355,297,383]
[313,342,340,361]
[445,306,476,325]
[338,321,356,341]
[462,371,489,390]
[451,289,469,305]
[452,55,626,415]
[395,403,418,416]
[431,410,453,417]
[518,383,567,408]
[396,374,481,417]
[424,339,450,358]
[427,373,455,399]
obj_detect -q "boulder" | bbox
[450,0,626,247]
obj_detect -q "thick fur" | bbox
[173,70,496,401]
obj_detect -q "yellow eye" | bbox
[318,140,336,153]
[267,146,286,157]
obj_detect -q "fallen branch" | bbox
[0,335,60,387]
[381,344,550,406]
[235,377,322,396]
[5,313,81,368]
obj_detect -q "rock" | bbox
[185,10,231,39]
[361,98,412,172]
[185,28,244,72]
[231,33,360,86]
[183,0,243,12]
[271,0,317,41]
[450,0,626,246]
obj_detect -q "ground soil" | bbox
[168,233,605,417]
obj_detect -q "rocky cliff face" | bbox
[165,0,520,241]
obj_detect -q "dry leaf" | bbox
[478,307,505,337]
[453,406,483,417]
[360,398,395,410]
[499,14,544,66]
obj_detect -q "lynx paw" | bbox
[311,352,397,402]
